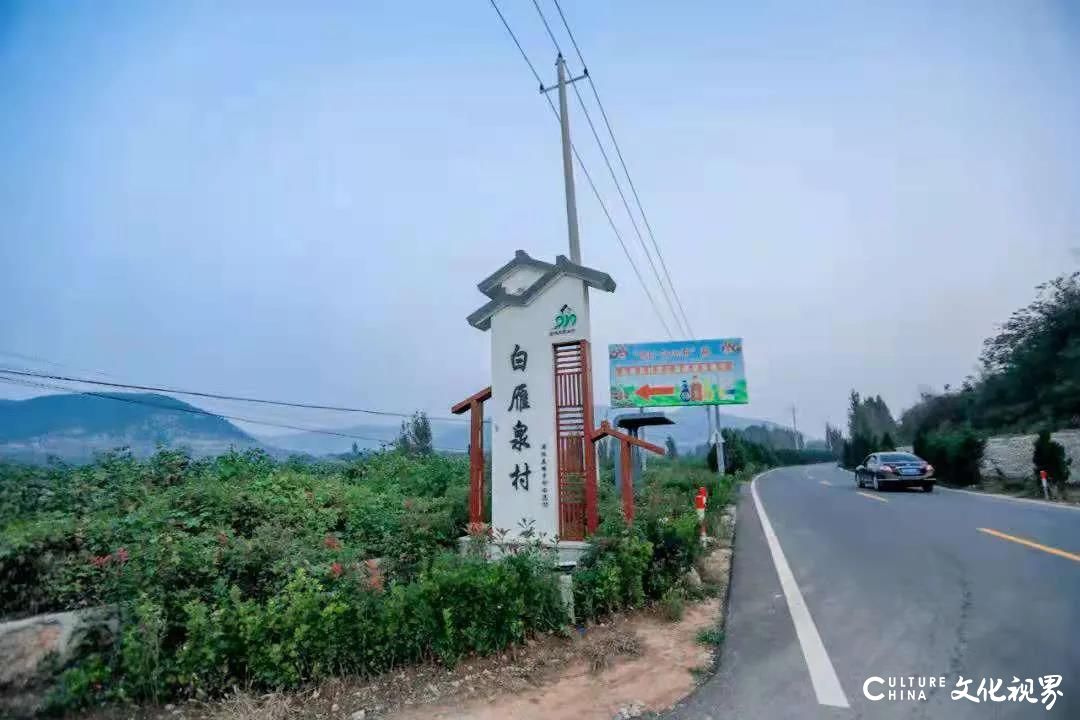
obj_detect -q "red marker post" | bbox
[1040,469,1050,500]
[695,487,708,546]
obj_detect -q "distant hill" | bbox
[0,392,261,464]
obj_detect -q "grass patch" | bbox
[696,625,724,648]
[581,630,643,673]
[658,587,685,622]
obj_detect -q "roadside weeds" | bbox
[78,514,735,720]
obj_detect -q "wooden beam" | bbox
[591,420,666,456]
[451,386,492,415]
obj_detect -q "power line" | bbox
[549,0,696,338]
[0,349,117,380]
[0,374,392,443]
[529,0,688,337]
[0,374,467,452]
[0,366,470,423]
[486,0,673,338]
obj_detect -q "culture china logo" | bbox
[550,304,577,336]
[862,675,1064,711]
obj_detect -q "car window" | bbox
[879,452,919,463]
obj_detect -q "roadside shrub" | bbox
[0,448,472,619]
[572,523,653,620]
[774,448,835,465]
[914,427,985,486]
[639,512,700,599]
[48,550,566,710]
[574,459,736,622]
[1033,430,1071,494]
[10,449,732,711]
[841,433,876,469]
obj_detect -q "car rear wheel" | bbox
[923,483,934,493]
[855,472,863,488]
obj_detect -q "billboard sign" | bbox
[609,338,748,408]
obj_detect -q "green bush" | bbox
[0,447,521,710]
[9,450,732,711]
[49,550,566,710]
[914,427,985,486]
[773,448,835,465]
[1033,430,1071,493]
[0,448,471,619]
[841,433,876,469]
[573,459,735,623]
[572,523,653,620]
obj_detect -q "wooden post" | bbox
[580,339,599,534]
[590,420,665,527]
[452,387,492,527]
[469,401,484,525]
[620,439,634,522]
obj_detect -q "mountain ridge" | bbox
[0,392,260,464]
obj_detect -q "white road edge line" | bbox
[751,470,850,708]
[937,484,1080,512]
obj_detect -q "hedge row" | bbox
[50,551,565,709]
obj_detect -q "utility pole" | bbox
[791,404,801,450]
[541,54,587,263]
[705,405,715,456]
[712,404,724,473]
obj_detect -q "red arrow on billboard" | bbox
[635,384,675,400]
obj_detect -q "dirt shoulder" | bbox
[388,597,721,720]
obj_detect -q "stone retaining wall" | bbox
[980,430,1080,485]
[0,607,115,718]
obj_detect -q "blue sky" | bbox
[2,1,1078,438]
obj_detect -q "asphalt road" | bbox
[668,463,1080,720]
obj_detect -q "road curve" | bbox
[667,463,1080,719]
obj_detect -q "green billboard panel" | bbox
[608,338,748,408]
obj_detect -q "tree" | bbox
[847,390,862,439]
[706,443,719,473]
[880,432,896,451]
[901,273,1080,437]
[841,433,876,469]
[825,423,844,460]
[1033,430,1071,495]
[397,411,433,455]
[848,390,899,441]
[720,428,744,473]
[664,435,678,458]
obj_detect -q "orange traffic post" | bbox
[695,488,707,545]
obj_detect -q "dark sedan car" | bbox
[854,452,935,492]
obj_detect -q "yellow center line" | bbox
[856,491,889,503]
[819,480,832,486]
[977,528,1080,563]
